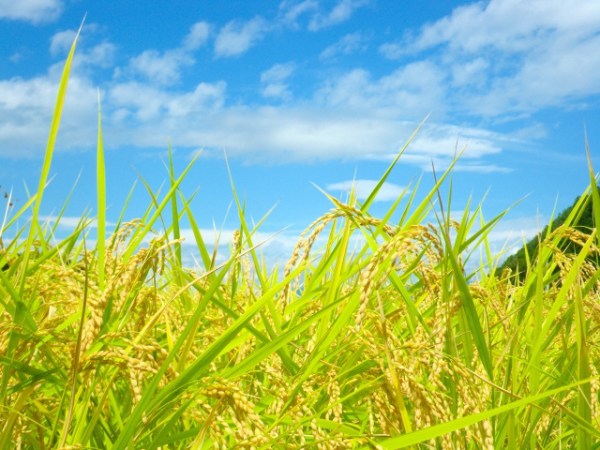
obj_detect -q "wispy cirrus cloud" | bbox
[125,49,195,86]
[320,32,368,59]
[118,21,211,86]
[0,0,63,24]
[326,179,407,202]
[214,17,268,57]
[379,0,600,117]
[39,215,117,229]
[278,0,318,27]
[278,0,369,31]
[316,62,445,119]
[108,80,226,122]
[400,0,600,54]
[49,26,117,74]
[183,21,211,51]
[308,0,369,31]
[260,63,296,100]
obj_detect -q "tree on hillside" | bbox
[498,187,599,279]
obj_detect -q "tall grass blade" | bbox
[0,19,83,420]
[168,145,182,267]
[96,90,106,290]
[121,153,199,261]
[574,284,592,449]
[361,114,429,212]
[380,378,595,449]
[21,19,84,286]
[584,130,600,244]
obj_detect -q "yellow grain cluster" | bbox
[1,199,599,448]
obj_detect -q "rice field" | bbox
[0,27,599,450]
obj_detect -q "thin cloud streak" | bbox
[326,179,408,202]
[308,0,370,31]
[0,0,63,23]
[319,32,368,59]
[214,17,268,57]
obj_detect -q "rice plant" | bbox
[0,28,598,450]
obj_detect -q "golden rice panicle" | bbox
[356,225,429,331]
[325,369,343,424]
[202,378,269,447]
[591,364,599,426]
[228,229,252,287]
[281,211,336,305]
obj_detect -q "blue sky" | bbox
[1,0,600,267]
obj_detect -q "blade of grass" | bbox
[530,233,595,365]
[431,162,494,379]
[584,130,600,244]
[96,90,106,290]
[180,192,213,272]
[20,18,84,292]
[0,19,84,416]
[361,114,429,212]
[57,240,89,448]
[122,153,199,262]
[574,283,592,450]
[168,145,182,267]
[380,378,595,449]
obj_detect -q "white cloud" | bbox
[260,63,296,100]
[0,0,62,23]
[0,5,514,173]
[119,21,212,86]
[278,0,318,27]
[327,179,407,202]
[0,73,98,157]
[320,32,368,59]
[108,80,226,121]
[450,57,488,87]
[183,21,211,51]
[78,42,116,68]
[411,125,502,159]
[510,123,547,140]
[100,98,506,170]
[468,34,600,115]
[50,29,76,55]
[214,17,268,57]
[39,215,117,229]
[404,0,600,55]
[378,42,403,60]
[126,49,193,86]
[380,0,600,117]
[0,65,508,172]
[317,62,445,119]
[178,227,294,248]
[0,36,506,174]
[106,106,405,160]
[9,52,24,63]
[50,27,116,72]
[308,0,369,31]
[261,63,295,84]
[167,82,227,116]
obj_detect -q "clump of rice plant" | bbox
[0,27,599,450]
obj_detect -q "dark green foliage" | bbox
[498,187,600,279]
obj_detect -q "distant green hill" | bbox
[498,187,599,278]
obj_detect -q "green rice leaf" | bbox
[96,90,106,290]
[380,378,596,448]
